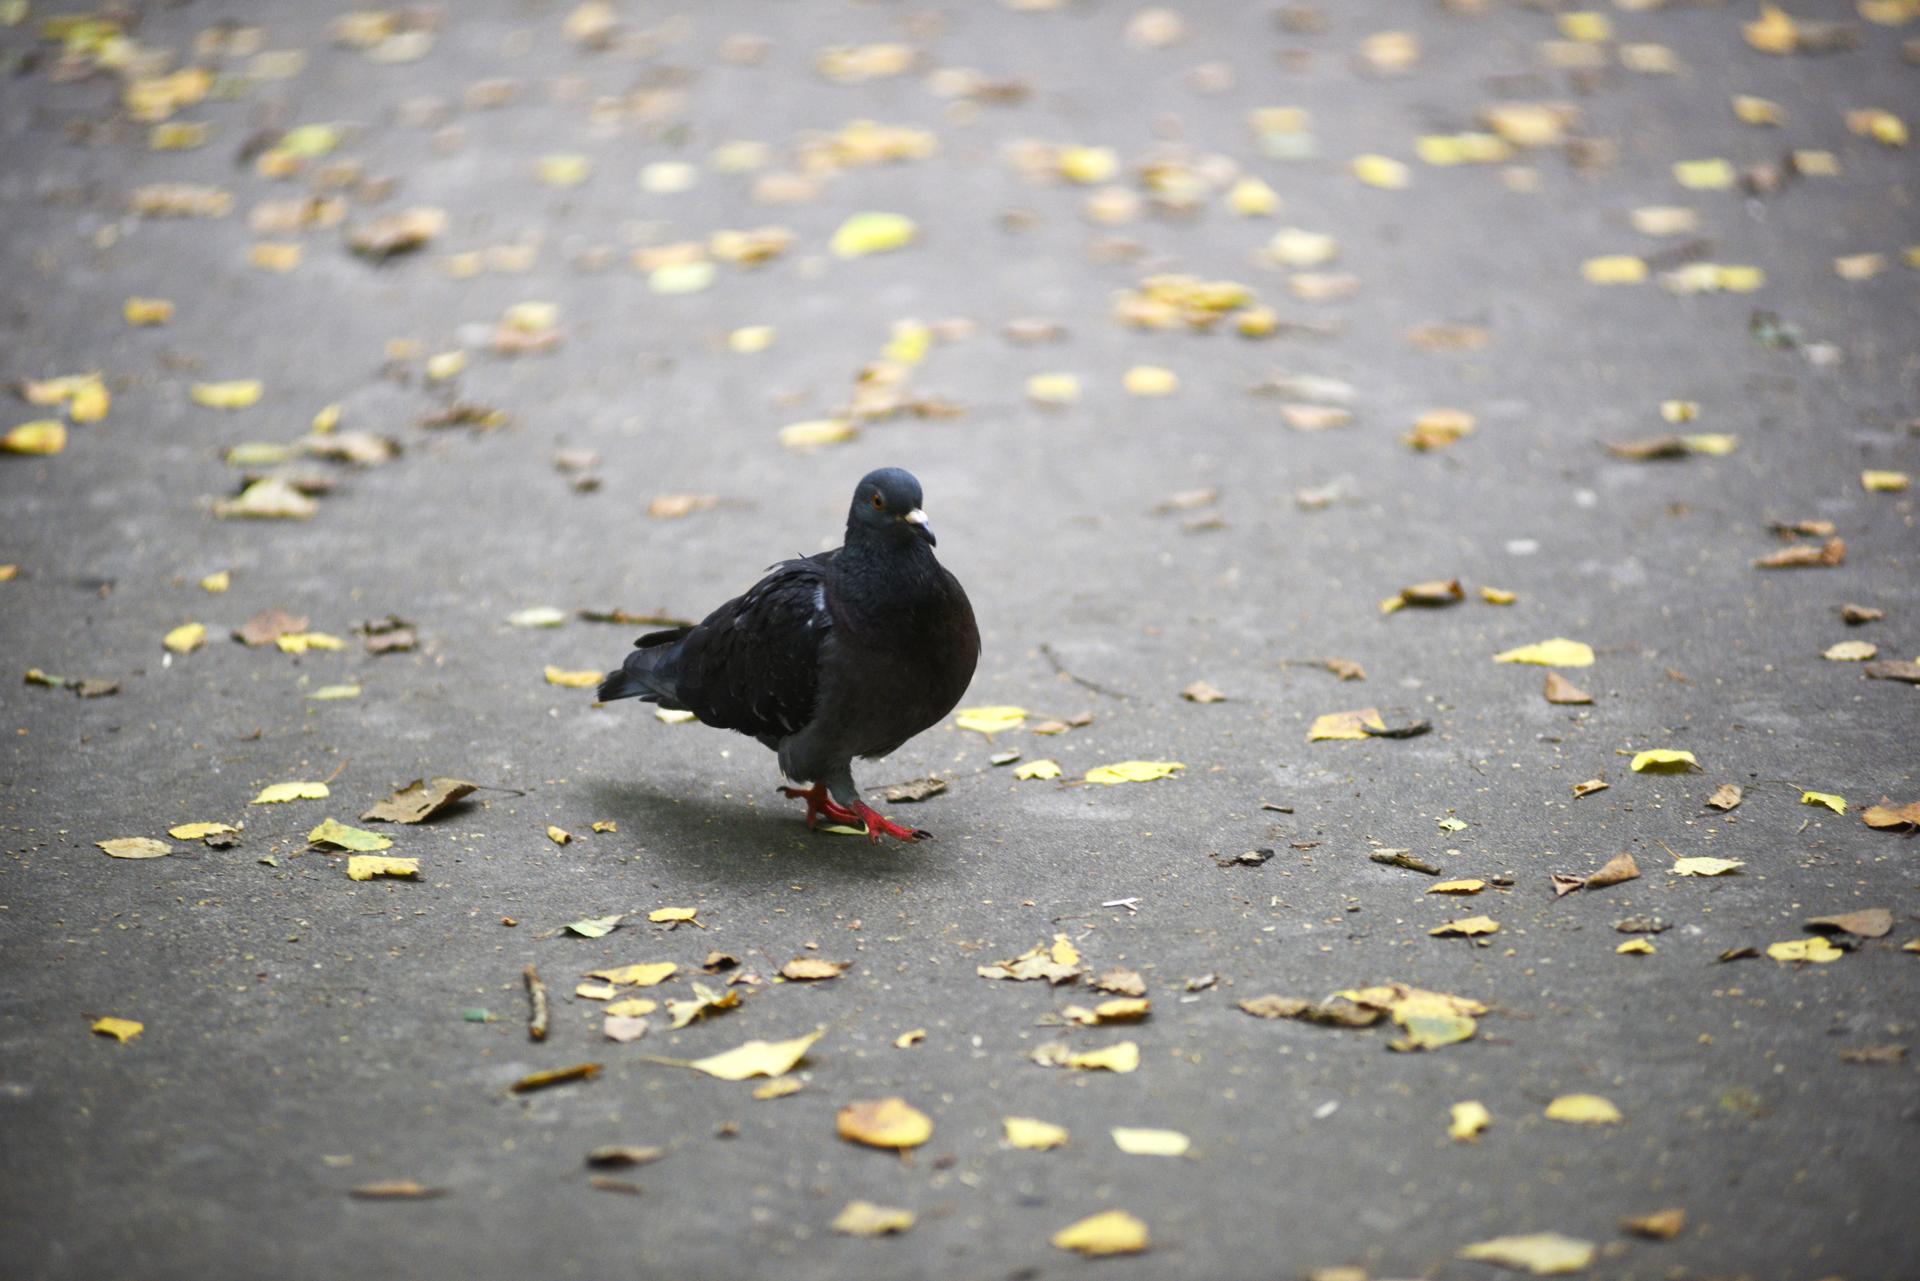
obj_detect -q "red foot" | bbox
[780,783,860,830]
[851,801,931,845]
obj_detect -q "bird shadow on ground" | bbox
[581,779,958,890]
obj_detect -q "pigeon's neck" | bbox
[836,525,946,618]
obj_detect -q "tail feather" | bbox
[597,628,689,704]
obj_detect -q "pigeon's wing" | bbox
[670,552,837,742]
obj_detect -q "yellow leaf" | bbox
[604,997,657,1017]
[251,781,330,804]
[1672,158,1736,189]
[1494,638,1594,667]
[97,837,172,859]
[1767,937,1844,963]
[190,380,263,409]
[92,1016,144,1043]
[1067,1041,1140,1072]
[575,982,616,1001]
[777,418,858,450]
[274,632,344,653]
[163,622,206,655]
[1671,857,1744,877]
[307,818,391,851]
[1430,915,1500,937]
[1616,938,1655,955]
[249,242,302,273]
[729,325,775,354]
[1800,791,1846,813]
[1084,761,1185,785]
[1110,1127,1189,1156]
[3,421,67,455]
[1449,1101,1491,1141]
[1630,748,1698,773]
[214,478,316,520]
[836,1097,933,1149]
[123,297,178,332]
[69,377,108,423]
[684,1029,824,1080]
[752,1076,803,1100]
[545,665,602,688]
[1351,153,1409,188]
[1308,708,1387,741]
[425,350,467,381]
[1227,176,1280,216]
[956,705,1027,734]
[1014,759,1062,781]
[1848,108,1908,147]
[168,822,235,840]
[649,906,697,924]
[547,825,572,845]
[308,684,360,701]
[1428,879,1486,895]
[591,820,617,833]
[1123,365,1179,396]
[1744,4,1799,53]
[1683,433,1738,456]
[1338,984,1488,1052]
[346,855,419,881]
[831,211,916,258]
[1559,11,1610,40]
[200,570,230,593]
[589,963,677,987]
[654,707,697,724]
[1862,470,1910,493]
[1057,145,1118,184]
[832,1201,915,1236]
[1052,1210,1150,1257]
[1459,1232,1597,1274]
[1026,373,1081,406]
[650,261,716,295]
[1582,254,1648,285]
[1480,586,1517,605]
[537,153,592,186]
[1545,1093,1623,1124]
[1004,1117,1070,1150]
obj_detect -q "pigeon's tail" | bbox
[598,628,690,705]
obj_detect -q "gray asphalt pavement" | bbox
[2,2,1917,1279]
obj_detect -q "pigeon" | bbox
[599,468,979,842]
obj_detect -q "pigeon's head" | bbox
[849,467,935,547]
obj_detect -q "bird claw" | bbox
[779,783,860,830]
[852,802,931,844]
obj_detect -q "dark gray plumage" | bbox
[599,468,979,841]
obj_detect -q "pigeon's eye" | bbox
[870,494,886,510]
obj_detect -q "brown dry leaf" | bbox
[1864,661,1920,684]
[781,958,850,981]
[1338,983,1487,1051]
[363,778,476,824]
[350,1181,443,1200]
[648,493,720,520]
[1622,1208,1686,1240]
[1181,680,1226,703]
[510,1063,601,1093]
[1706,784,1743,812]
[1063,997,1151,1025]
[1381,579,1463,614]
[1052,1210,1150,1257]
[97,837,172,860]
[1803,909,1893,939]
[1551,873,1586,897]
[1032,1041,1141,1073]
[585,1145,663,1168]
[1861,801,1920,831]
[1092,968,1146,997]
[215,479,317,520]
[1322,658,1366,681]
[836,1097,932,1150]
[1755,537,1845,569]
[753,1077,803,1100]
[832,1201,915,1237]
[978,935,1084,985]
[1586,851,1640,889]
[1404,409,1474,450]
[1308,708,1387,741]
[346,207,446,259]
[602,1015,649,1043]
[1543,672,1592,705]
[1237,995,1381,1028]
[234,608,309,647]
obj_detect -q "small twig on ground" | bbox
[1039,643,1129,700]
[525,964,549,1042]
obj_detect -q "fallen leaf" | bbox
[252,781,329,804]
[1084,760,1185,784]
[1804,909,1892,939]
[346,856,419,881]
[1571,779,1609,798]
[1428,880,1486,896]
[1862,801,1920,831]
[1092,968,1146,997]
[565,915,624,939]
[1494,638,1595,668]
[649,907,697,925]
[308,819,392,852]
[1586,852,1640,888]
[832,1201,915,1236]
[837,1097,932,1150]
[3,421,67,455]
[1004,1117,1069,1150]
[589,963,676,987]
[1064,997,1151,1025]
[1823,641,1877,662]
[1237,995,1381,1027]
[1864,660,1920,683]
[1583,255,1648,285]
[1026,373,1081,407]
[1033,1041,1141,1072]
[1755,537,1845,569]
[955,705,1027,734]
[1352,153,1410,189]
[163,622,207,655]
[1014,759,1062,781]
[91,1016,144,1042]
[978,935,1084,985]
[605,997,657,1018]
[1338,983,1487,1051]
[346,206,446,259]
[1862,470,1910,493]
[1430,915,1499,938]
[1181,680,1226,703]
[1616,939,1656,955]
[1123,366,1179,396]
[1052,1210,1150,1257]
[683,1029,823,1080]
[585,1145,663,1169]
[831,212,916,258]
[1543,672,1592,705]
[753,1077,802,1100]
[511,1063,601,1093]
[190,380,263,410]
[602,1016,649,1043]
[778,419,858,450]
[781,958,850,981]
[349,1181,443,1200]
[214,479,317,520]
[363,778,476,823]
[1380,579,1463,614]
[1449,1101,1491,1142]
[1800,791,1846,814]
[1404,409,1474,450]
[168,822,235,841]
[1622,1208,1686,1240]
[1309,708,1387,741]
[1767,938,1843,964]
[1111,1127,1189,1157]
[1631,749,1698,774]
[1370,849,1441,875]
[545,665,602,688]
[1458,1232,1596,1274]
[97,837,172,860]
[1481,586,1517,605]
[1671,857,1744,877]
[1838,1044,1907,1065]
[1706,784,1743,811]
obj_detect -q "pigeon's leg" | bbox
[778,783,861,830]
[821,767,931,844]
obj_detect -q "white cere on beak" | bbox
[903,508,928,525]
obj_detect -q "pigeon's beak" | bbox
[902,507,935,546]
